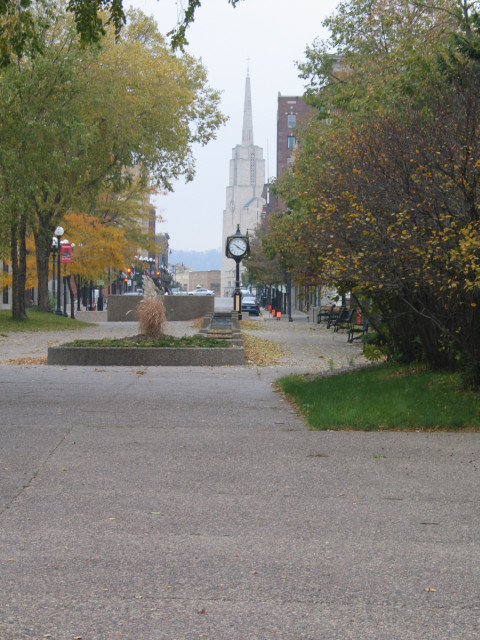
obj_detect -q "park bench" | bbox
[348,315,369,343]
[333,307,356,332]
[317,304,335,324]
[327,305,346,329]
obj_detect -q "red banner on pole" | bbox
[60,243,72,263]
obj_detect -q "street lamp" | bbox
[51,236,58,308]
[287,271,293,322]
[54,226,64,315]
[61,241,74,317]
[148,257,155,276]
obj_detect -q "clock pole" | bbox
[234,261,242,320]
[225,225,250,321]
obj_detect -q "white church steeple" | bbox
[242,73,254,146]
[221,73,266,297]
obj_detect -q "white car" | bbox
[188,286,215,296]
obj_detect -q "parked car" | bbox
[241,295,260,316]
[188,286,215,296]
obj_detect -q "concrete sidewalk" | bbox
[0,315,478,639]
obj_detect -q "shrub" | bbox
[138,276,166,337]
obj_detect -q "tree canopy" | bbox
[266,0,480,387]
[0,7,226,317]
[0,0,244,65]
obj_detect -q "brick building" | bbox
[267,94,315,216]
[277,95,314,177]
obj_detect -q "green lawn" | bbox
[276,364,480,431]
[0,308,92,333]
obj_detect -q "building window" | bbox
[287,114,296,128]
[250,152,256,185]
[287,135,296,149]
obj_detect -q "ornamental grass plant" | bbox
[138,276,166,338]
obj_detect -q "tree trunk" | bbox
[66,275,75,318]
[74,275,82,310]
[10,216,27,320]
[35,226,53,312]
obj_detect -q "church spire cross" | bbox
[242,73,254,146]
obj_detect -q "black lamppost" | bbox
[88,280,94,310]
[63,268,68,317]
[51,236,58,309]
[54,226,64,315]
[148,257,155,277]
[97,282,104,311]
[287,272,293,322]
[59,238,74,317]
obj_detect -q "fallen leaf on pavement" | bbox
[1,357,47,365]
[242,333,289,366]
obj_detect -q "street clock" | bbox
[226,225,250,261]
[226,225,250,319]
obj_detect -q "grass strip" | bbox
[276,363,480,431]
[0,308,92,333]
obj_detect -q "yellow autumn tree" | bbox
[0,8,226,318]
[274,0,480,387]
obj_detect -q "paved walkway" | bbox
[0,311,478,639]
[0,309,368,378]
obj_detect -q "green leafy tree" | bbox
[168,0,243,48]
[0,8,226,318]
[0,0,243,65]
[274,0,480,387]
[0,0,125,66]
[243,223,285,287]
[298,0,457,116]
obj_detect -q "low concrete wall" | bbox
[47,346,245,366]
[75,310,108,322]
[163,296,214,321]
[107,295,214,322]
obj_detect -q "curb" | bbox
[47,345,245,366]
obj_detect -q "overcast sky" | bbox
[128,0,339,252]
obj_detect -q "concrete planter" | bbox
[48,311,244,367]
[47,345,245,366]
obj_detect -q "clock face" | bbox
[229,237,247,256]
